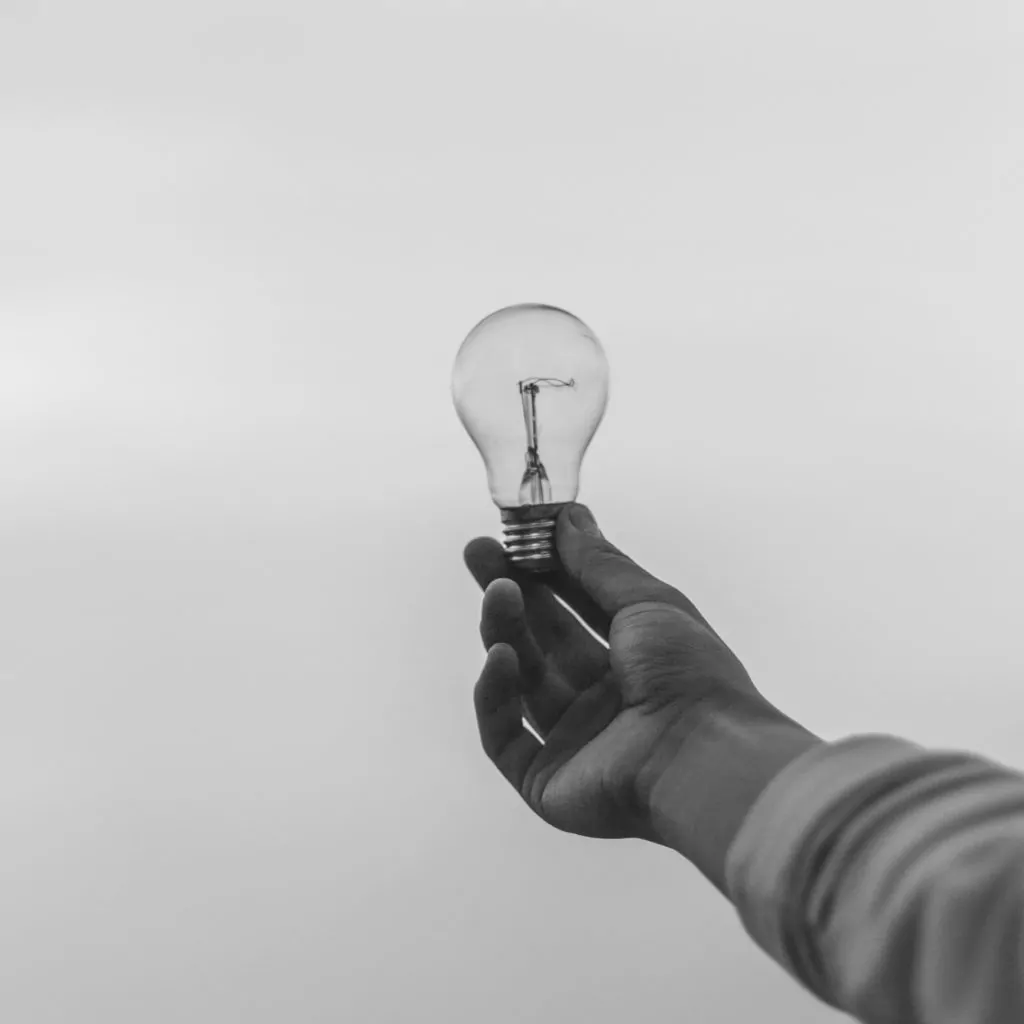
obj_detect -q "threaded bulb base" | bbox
[500,503,564,572]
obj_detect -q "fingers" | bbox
[554,504,720,637]
[474,643,542,798]
[473,643,622,829]
[524,677,639,837]
[464,536,610,688]
[480,579,576,737]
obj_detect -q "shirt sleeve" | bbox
[724,733,1024,1024]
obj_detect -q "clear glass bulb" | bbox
[452,303,609,572]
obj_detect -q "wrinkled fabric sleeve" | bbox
[724,734,1024,1024]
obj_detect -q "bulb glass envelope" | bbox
[452,304,609,509]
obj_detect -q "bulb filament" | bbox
[517,377,575,504]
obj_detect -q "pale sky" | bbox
[2,2,1023,1021]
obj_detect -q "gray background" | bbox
[2,1,1022,1021]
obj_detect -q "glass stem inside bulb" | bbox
[517,377,574,506]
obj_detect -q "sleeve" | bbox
[724,733,1024,1024]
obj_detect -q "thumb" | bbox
[556,504,679,620]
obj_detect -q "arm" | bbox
[466,503,1024,1024]
[651,708,1024,1024]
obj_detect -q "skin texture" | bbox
[464,503,809,862]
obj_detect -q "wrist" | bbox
[645,694,821,896]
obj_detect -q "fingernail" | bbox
[569,504,602,539]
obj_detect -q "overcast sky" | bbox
[2,2,1023,1021]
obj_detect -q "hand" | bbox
[464,503,771,845]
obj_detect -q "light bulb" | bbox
[452,303,610,572]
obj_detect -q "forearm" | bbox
[646,694,821,895]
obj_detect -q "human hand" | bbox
[464,503,774,846]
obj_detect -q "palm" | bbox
[528,684,682,839]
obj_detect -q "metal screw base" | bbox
[500,503,564,572]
